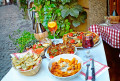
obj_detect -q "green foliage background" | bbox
[32,0,87,39]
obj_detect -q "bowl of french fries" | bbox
[11,49,42,76]
[48,54,83,80]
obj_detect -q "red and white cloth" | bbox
[80,59,109,81]
[88,24,120,49]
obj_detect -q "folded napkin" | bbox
[80,59,109,81]
[11,49,33,59]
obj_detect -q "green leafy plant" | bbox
[19,0,28,16]
[9,30,37,53]
[60,2,87,27]
[32,0,87,39]
[13,0,17,5]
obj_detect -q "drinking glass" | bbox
[48,21,58,44]
[104,16,111,26]
[82,35,94,58]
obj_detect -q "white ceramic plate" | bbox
[99,23,113,26]
[45,47,77,60]
[48,54,83,80]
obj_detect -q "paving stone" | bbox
[0,4,34,80]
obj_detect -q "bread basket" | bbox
[11,49,42,76]
[17,57,42,76]
[110,16,120,24]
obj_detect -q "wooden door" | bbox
[109,0,120,15]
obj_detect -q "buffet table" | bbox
[89,24,120,49]
[2,38,110,81]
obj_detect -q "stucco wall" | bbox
[72,0,107,32]
[89,0,107,25]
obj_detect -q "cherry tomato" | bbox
[50,56,54,59]
[77,36,82,40]
[70,39,75,43]
[34,48,44,54]
[71,51,74,54]
[33,44,36,49]
[69,33,73,37]
[38,44,42,46]
[80,32,84,35]
[20,69,25,71]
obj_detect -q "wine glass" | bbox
[82,35,94,58]
[48,21,58,44]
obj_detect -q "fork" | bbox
[85,61,90,80]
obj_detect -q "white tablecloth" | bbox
[1,38,110,81]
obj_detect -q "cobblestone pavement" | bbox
[0,5,34,80]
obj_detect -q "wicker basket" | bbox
[34,31,48,41]
[110,16,120,24]
[12,56,42,76]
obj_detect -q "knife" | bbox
[91,58,95,81]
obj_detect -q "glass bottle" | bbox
[112,2,118,16]
[34,13,48,40]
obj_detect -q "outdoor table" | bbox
[1,38,110,81]
[89,24,120,49]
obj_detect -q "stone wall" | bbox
[89,0,107,25]
[72,0,107,31]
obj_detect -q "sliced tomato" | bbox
[33,44,36,49]
[69,33,73,37]
[20,69,25,71]
[80,32,84,35]
[34,48,44,54]
[50,56,54,59]
[77,36,82,40]
[38,44,42,47]
[70,39,75,43]
[70,51,74,54]
[92,33,96,37]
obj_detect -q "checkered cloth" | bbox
[88,24,120,49]
[80,59,109,81]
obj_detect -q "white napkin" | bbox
[10,49,32,59]
[80,59,109,81]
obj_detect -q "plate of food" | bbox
[39,38,52,49]
[26,38,52,51]
[32,43,45,56]
[45,43,77,59]
[62,31,100,48]
[48,54,83,80]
